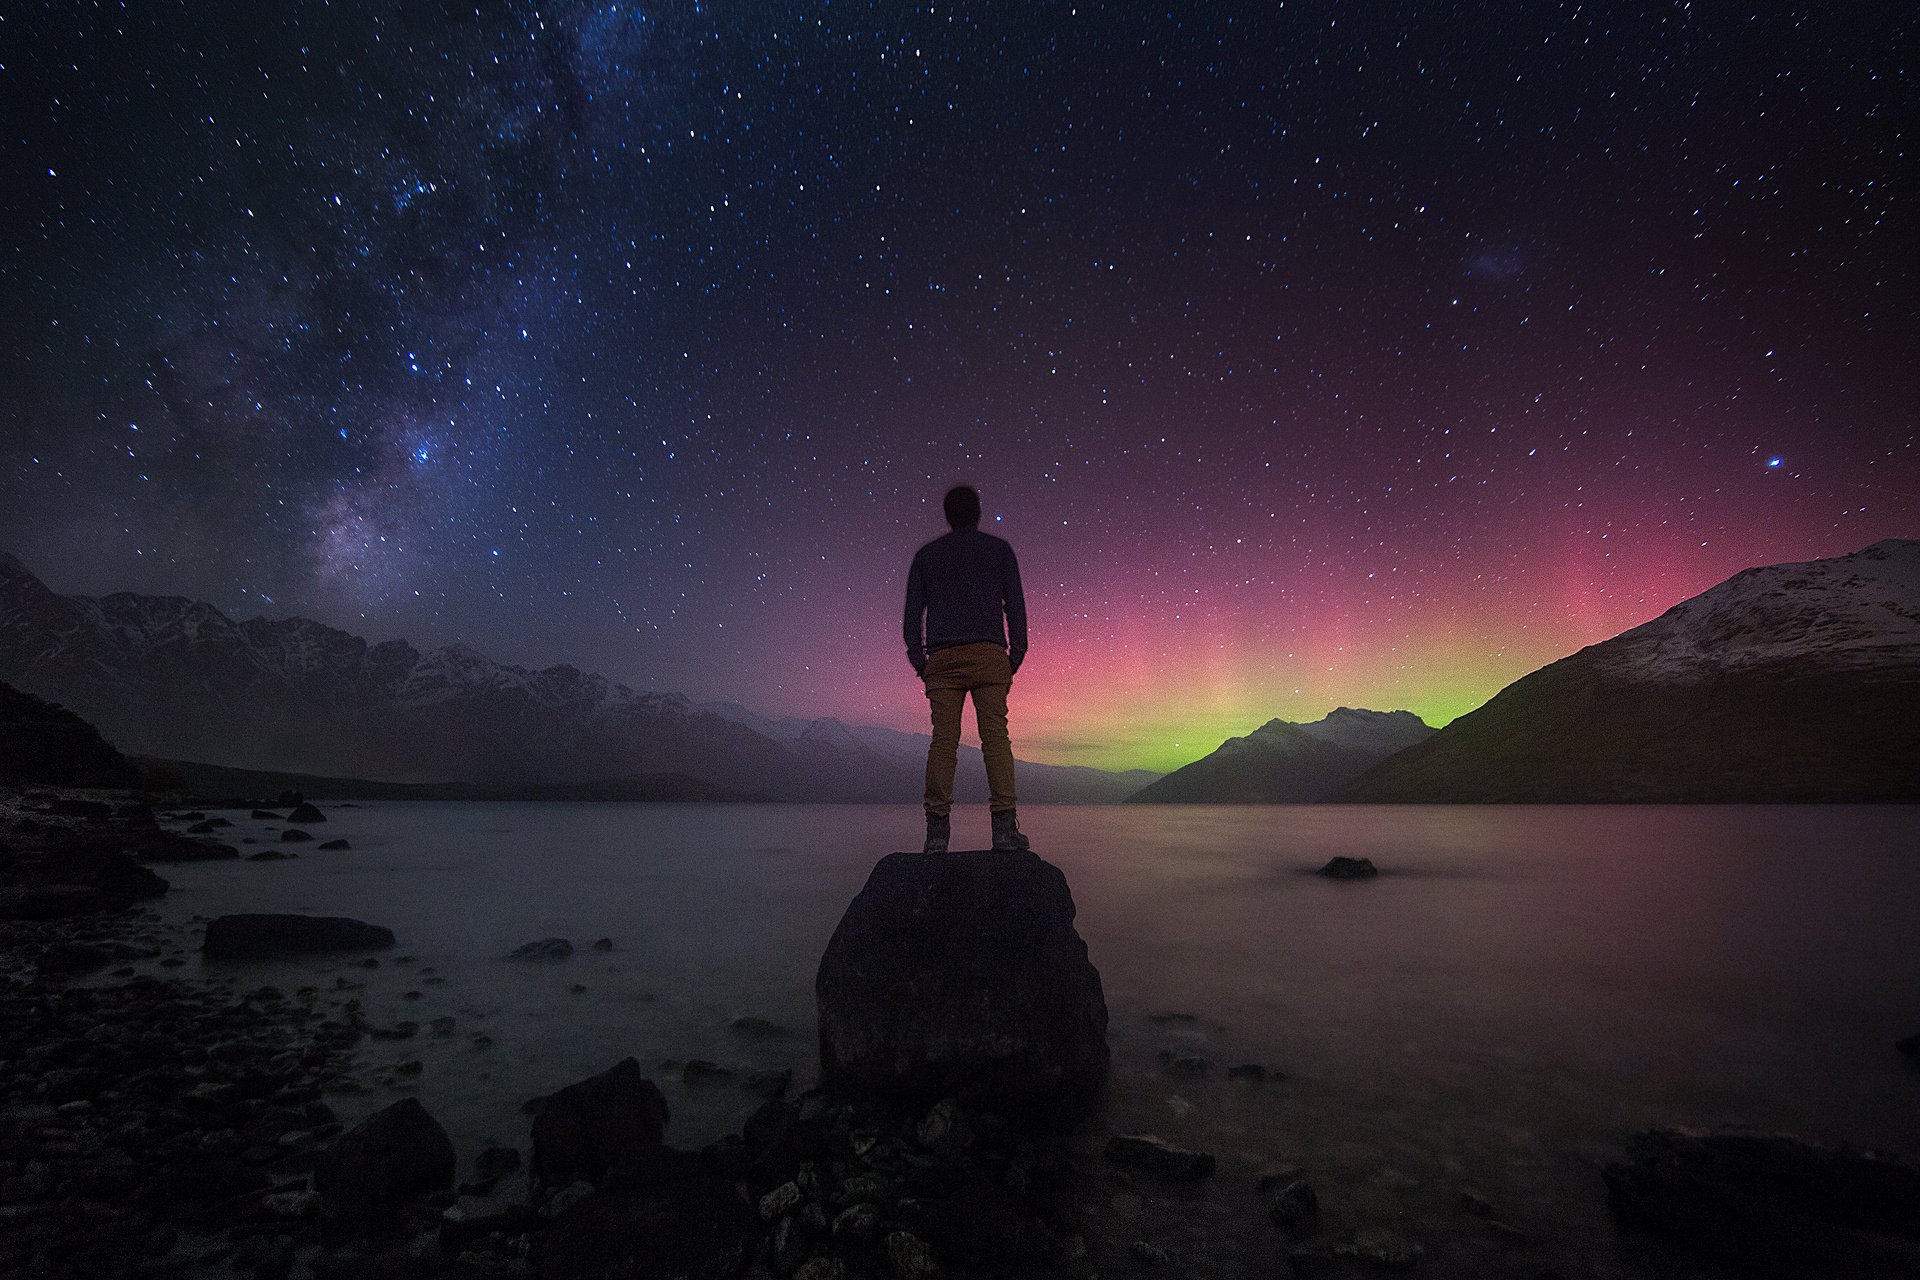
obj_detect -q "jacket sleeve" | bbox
[903,553,927,674]
[1003,544,1028,671]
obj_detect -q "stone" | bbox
[439,1194,532,1249]
[1603,1127,1920,1278]
[203,914,395,960]
[529,1057,669,1188]
[885,1231,940,1280]
[816,849,1108,1109]
[509,937,573,961]
[461,1144,522,1194]
[536,1150,757,1280]
[1331,1230,1423,1267]
[1158,1051,1211,1078]
[1268,1177,1320,1237]
[318,839,350,850]
[914,1097,974,1157]
[1104,1134,1215,1181]
[770,1214,807,1271]
[684,1059,733,1083]
[759,1180,803,1221]
[591,936,614,951]
[313,1097,455,1224]
[280,828,314,843]
[246,851,296,861]
[833,1201,881,1245]
[793,1259,845,1280]
[285,803,327,824]
[1315,856,1379,879]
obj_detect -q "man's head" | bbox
[943,484,982,529]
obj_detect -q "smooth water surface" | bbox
[145,803,1920,1277]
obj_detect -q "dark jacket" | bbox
[902,527,1027,676]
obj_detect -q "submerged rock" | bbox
[280,828,314,843]
[1105,1134,1215,1181]
[510,936,574,961]
[1603,1127,1920,1278]
[816,848,1109,1108]
[318,838,351,850]
[1268,1176,1321,1237]
[1315,856,1379,879]
[313,1097,455,1225]
[530,1057,670,1188]
[203,913,396,959]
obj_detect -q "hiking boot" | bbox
[990,808,1030,852]
[923,812,951,855]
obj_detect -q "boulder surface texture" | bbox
[816,849,1108,1108]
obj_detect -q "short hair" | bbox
[943,485,982,528]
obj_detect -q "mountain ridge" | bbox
[1337,539,1920,803]
[1127,707,1435,803]
[0,553,1155,803]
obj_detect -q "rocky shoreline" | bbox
[6,786,1919,1280]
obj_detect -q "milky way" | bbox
[3,2,1916,770]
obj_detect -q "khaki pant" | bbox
[922,641,1017,816]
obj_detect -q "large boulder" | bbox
[816,849,1108,1109]
[314,1097,456,1224]
[203,913,395,959]
[1604,1127,1920,1277]
[530,1057,671,1188]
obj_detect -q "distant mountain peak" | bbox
[1339,539,1920,803]
[1131,706,1434,803]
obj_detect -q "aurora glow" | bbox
[3,3,1915,775]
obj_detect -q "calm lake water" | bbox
[142,802,1920,1279]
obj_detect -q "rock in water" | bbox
[313,1097,455,1224]
[1315,856,1378,879]
[530,1057,671,1188]
[816,849,1109,1109]
[1603,1127,1920,1278]
[203,913,396,959]
[285,802,327,823]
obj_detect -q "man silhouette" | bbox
[903,485,1029,854]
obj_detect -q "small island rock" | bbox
[203,913,396,959]
[286,802,328,824]
[1316,856,1379,879]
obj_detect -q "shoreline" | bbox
[5,785,1916,1279]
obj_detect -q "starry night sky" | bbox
[3,2,1916,771]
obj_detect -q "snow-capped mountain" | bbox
[1339,539,1920,803]
[0,552,1153,801]
[1126,707,1435,803]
